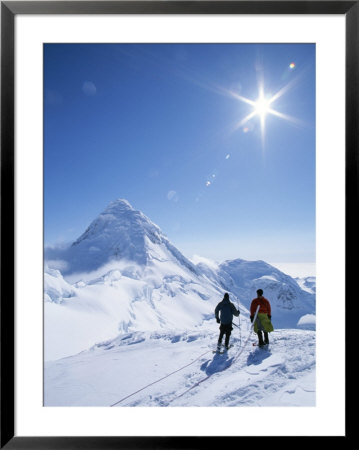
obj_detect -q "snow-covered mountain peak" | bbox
[72,198,163,248]
[47,198,197,275]
[106,198,134,212]
[97,198,150,221]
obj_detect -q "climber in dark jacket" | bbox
[215,293,240,350]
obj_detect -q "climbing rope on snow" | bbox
[110,348,212,407]
[110,306,260,407]
[168,305,260,405]
[232,304,260,364]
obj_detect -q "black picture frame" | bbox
[1,1,353,447]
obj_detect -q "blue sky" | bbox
[44,43,315,265]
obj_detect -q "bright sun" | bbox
[254,96,271,118]
[229,73,300,148]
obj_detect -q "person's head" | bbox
[223,293,229,301]
[256,289,263,297]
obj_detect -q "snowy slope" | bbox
[44,325,315,407]
[44,266,76,304]
[44,260,227,361]
[296,276,316,295]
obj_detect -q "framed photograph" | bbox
[1,1,352,446]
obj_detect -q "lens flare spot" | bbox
[205,181,211,187]
[243,126,249,133]
[225,154,230,160]
[167,190,179,202]
[289,62,296,70]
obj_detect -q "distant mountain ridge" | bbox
[217,259,315,328]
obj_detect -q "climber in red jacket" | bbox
[250,289,274,347]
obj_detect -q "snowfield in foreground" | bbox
[44,325,315,407]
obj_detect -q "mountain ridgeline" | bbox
[47,199,197,275]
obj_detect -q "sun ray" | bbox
[268,108,302,126]
[268,81,295,105]
[260,112,266,149]
[268,70,307,104]
[233,111,257,130]
[228,91,256,106]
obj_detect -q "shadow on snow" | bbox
[246,347,272,366]
[200,353,235,376]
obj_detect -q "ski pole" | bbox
[232,320,241,346]
[239,305,241,347]
[237,300,241,347]
[251,304,260,342]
